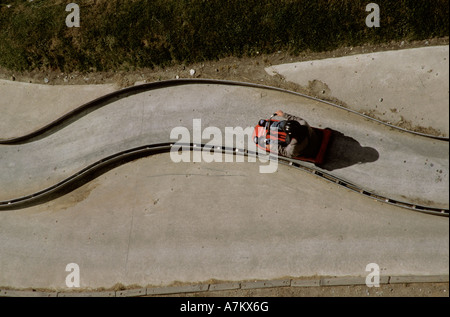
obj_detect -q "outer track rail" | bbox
[0,79,448,144]
[0,143,448,216]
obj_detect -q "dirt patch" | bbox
[361,109,444,136]
[41,181,99,213]
[395,118,443,137]
[308,79,331,96]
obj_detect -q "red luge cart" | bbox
[252,115,332,165]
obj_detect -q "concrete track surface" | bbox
[0,79,448,291]
[0,79,117,140]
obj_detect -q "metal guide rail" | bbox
[0,79,448,144]
[0,142,448,217]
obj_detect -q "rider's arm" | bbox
[276,141,296,158]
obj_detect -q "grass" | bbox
[0,0,448,72]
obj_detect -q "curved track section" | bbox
[0,143,447,216]
[1,79,448,214]
[1,79,448,144]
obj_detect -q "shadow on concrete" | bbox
[318,129,379,171]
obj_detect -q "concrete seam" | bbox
[1,275,448,297]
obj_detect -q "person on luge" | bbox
[258,110,320,158]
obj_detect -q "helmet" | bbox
[283,120,302,135]
[284,121,309,143]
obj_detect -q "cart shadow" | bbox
[317,129,379,171]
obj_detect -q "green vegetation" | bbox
[0,0,448,72]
